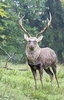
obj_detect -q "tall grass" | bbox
[0,60,64,100]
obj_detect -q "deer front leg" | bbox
[39,66,43,88]
[31,68,37,89]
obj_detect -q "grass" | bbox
[0,60,64,100]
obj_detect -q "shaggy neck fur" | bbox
[26,44,41,64]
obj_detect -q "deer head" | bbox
[18,12,52,51]
[24,34,43,51]
[18,12,51,62]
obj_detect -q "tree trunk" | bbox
[57,50,63,63]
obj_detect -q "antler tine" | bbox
[36,12,52,38]
[18,12,31,37]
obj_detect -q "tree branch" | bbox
[0,46,11,58]
[0,46,14,67]
[0,66,28,71]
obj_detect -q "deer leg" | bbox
[44,68,53,87]
[31,68,37,89]
[52,64,59,88]
[39,67,43,88]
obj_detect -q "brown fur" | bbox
[25,36,59,89]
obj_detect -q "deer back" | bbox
[39,47,56,67]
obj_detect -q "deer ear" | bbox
[24,34,29,41]
[37,36,43,42]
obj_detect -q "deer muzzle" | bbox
[29,42,35,50]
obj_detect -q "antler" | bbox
[18,12,31,37]
[36,12,52,38]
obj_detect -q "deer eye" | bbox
[28,40,31,43]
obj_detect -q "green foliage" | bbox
[0,0,64,63]
[0,3,8,18]
[0,2,9,33]
[0,0,47,63]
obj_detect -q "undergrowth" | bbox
[0,61,64,100]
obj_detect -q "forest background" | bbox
[0,0,64,64]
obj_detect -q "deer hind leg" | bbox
[52,64,59,88]
[44,68,53,87]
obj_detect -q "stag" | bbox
[18,12,59,89]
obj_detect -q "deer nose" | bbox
[29,42,34,50]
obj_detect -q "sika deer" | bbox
[18,12,59,89]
